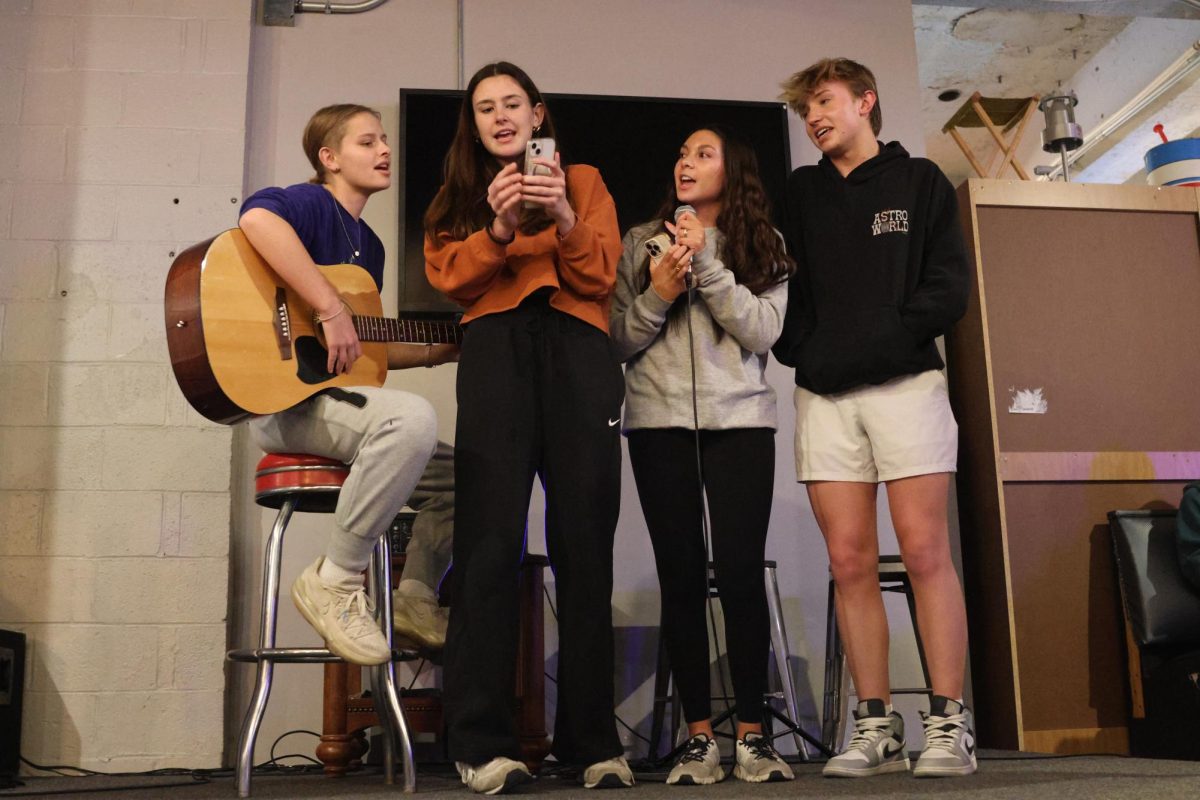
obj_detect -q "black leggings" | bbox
[627,427,775,724]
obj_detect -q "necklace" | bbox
[331,194,361,263]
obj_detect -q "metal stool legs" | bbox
[366,534,415,792]
[765,563,811,760]
[647,561,824,761]
[232,497,414,797]
[236,496,294,797]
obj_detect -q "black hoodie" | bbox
[772,142,968,395]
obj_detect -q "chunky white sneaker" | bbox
[581,756,634,789]
[392,592,448,650]
[913,696,977,777]
[822,699,910,778]
[455,757,533,794]
[733,732,794,783]
[666,734,724,785]
[291,557,390,666]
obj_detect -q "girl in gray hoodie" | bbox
[610,125,795,786]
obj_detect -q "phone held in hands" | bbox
[643,232,672,263]
[523,138,556,209]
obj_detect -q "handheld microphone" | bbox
[674,205,697,287]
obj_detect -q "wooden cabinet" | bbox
[945,179,1200,754]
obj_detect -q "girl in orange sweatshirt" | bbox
[424,61,630,794]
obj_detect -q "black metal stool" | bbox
[646,560,825,761]
[229,453,418,797]
[820,554,932,753]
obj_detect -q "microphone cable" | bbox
[681,254,737,743]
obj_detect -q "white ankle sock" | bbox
[318,557,362,586]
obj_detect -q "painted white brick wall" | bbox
[0,0,250,773]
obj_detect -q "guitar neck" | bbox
[352,315,463,345]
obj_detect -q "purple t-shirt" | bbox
[241,182,385,291]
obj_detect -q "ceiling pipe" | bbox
[1041,39,1200,181]
[295,0,391,14]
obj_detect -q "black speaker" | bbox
[0,629,26,786]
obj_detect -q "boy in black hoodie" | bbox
[774,58,974,779]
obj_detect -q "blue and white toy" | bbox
[1146,125,1200,188]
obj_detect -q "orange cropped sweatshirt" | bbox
[424,164,621,333]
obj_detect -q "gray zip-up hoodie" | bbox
[610,221,787,432]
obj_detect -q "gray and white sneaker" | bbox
[913,696,977,777]
[455,757,532,794]
[666,734,724,786]
[822,699,910,778]
[581,755,634,789]
[733,732,794,783]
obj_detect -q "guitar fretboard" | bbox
[352,315,463,345]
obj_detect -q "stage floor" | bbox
[5,752,1200,799]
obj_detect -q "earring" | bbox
[534,125,542,135]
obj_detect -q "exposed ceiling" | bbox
[912,1,1200,185]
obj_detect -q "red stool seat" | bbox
[254,453,349,513]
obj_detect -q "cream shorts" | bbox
[793,369,958,483]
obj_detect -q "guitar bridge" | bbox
[273,287,293,361]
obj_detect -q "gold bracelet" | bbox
[315,300,347,323]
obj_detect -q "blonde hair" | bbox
[302,103,382,184]
[779,58,882,136]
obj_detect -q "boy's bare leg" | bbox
[807,480,889,701]
[885,472,966,700]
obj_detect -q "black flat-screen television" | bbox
[397,90,792,313]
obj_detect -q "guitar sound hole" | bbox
[295,337,335,384]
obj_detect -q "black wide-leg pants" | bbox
[444,295,625,766]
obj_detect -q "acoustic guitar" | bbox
[164,229,461,425]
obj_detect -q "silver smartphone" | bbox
[643,232,672,263]
[523,137,555,209]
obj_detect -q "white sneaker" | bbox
[822,699,909,778]
[291,557,390,666]
[581,756,634,789]
[392,592,448,650]
[733,732,794,783]
[913,696,977,777]
[455,757,532,794]
[666,734,724,785]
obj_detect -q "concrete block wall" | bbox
[0,0,250,772]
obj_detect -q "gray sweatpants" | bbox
[401,441,454,591]
[248,386,438,571]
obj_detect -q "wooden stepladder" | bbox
[942,92,1040,180]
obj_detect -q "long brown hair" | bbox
[646,125,794,297]
[302,103,382,184]
[424,62,567,243]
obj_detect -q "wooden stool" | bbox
[942,92,1040,180]
[230,453,417,796]
[319,553,552,773]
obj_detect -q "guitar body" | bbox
[165,229,386,424]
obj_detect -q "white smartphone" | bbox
[643,232,672,263]
[523,137,556,209]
